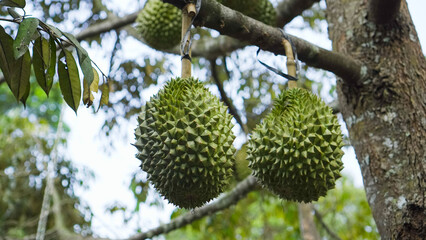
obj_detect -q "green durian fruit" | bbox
[134,77,236,208]
[247,88,344,203]
[218,0,276,26]
[136,0,181,50]
[234,144,252,181]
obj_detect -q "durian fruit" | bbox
[134,77,236,208]
[247,88,344,203]
[234,144,252,181]
[136,0,181,50]
[218,0,277,26]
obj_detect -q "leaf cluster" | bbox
[0,1,109,113]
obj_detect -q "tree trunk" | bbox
[325,0,425,239]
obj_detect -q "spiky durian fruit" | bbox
[247,88,344,202]
[134,77,236,208]
[234,144,252,181]
[218,0,276,26]
[136,0,181,50]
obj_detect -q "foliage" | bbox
[316,176,379,239]
[166,176,379,240]
[0,82,93,238]
[167,190,301,240]
[0,0,109,113]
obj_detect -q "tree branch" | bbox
[368,0,401,25]
[276,0,320,27]
[164,0,364,85]
[125,24,245,58]
[128,176,259,240]
[209,59,248,134]
[74,1,363,86]
[313,207,342,240]
[298,203,321,240]
[75,12,138,41]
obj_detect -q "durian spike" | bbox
[181,3,196,78]
[283,39,297,89]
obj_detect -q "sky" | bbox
[64,0,426,238]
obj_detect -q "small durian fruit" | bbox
[136,0,181,50]
[134,77,235,208]
[218,0,276,26]
[247,88,344,202]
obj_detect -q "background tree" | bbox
[0,0,424,239]
[0,81,93,239]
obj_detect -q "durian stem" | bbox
[181,3,196,78]
[283,39,297,89]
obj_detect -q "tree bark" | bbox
[325,0,425,239]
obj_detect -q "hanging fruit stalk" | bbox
[283,39,297,89]
[181,3,196,78]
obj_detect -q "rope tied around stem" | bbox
[256,29,300,86]
[180,0,201,62]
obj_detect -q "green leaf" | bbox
[58,49,81,113]
[19,73,30,106]
[32,36,55,95]
[61,31,94,86]
[39,21,63,39]
[0,25,14,84]
[7,7,22,19]
[0,0,26,8]
[32,37,48,92]
[13,17,39,59]
[0,25,31,102]
[9,50,31,102]
[47,36,57,87]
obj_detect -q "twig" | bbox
[276,0,320,27]
[313,207,342,240]
[298,203,321,240]
[209,59,248,134]
[128,176,258,240]
[75,12,138,41]
[222,56,232,80]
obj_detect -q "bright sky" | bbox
[65,1,426,238]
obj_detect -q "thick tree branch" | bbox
[128,176,259,240]
[165,0,364,85]
[368,0,401,24]
[74,1,363,85]
[276,0,320,27]
[209,59,248,134]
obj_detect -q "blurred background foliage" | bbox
[166,176,378,240]
[0,0,379,239]
[0,80,93,238]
